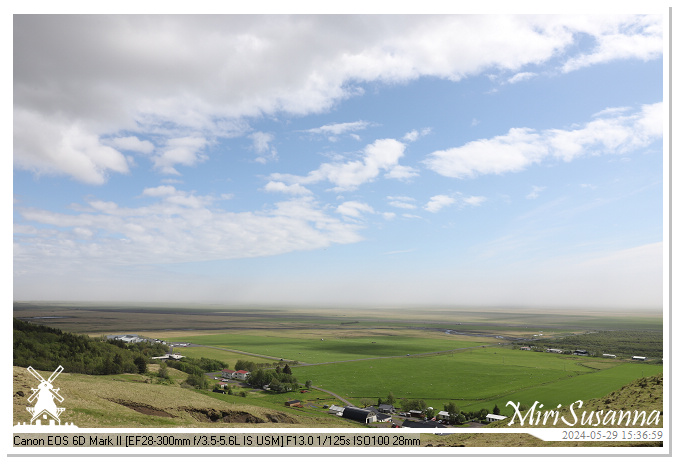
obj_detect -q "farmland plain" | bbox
[13,302,663,424]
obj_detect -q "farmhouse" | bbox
[234,370,250,380]
[378,404,396,414]
[221,369,236,379]
[632,356,647,361]
[409,410,424,418]
[342,407,377,424]
[520,346,531,351]
[486,413,508,422]
[545,348,563,354]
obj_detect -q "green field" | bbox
[167,332,489,364]
[292,349,663,413]
[466,362,664,413]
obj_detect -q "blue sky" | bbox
[12,13,666,308]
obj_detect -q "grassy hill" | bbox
[421,373,663,447]
[12,364,353,428]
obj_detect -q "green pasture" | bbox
[292,349,662,413]
[293,348,592,402]
[167,333,487,363]
[465,361,664,414]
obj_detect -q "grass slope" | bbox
[12,365,350,428]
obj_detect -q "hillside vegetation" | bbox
[13,318,167,375]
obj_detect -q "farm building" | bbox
[342,407,377,424]
[409,410,424,418]
[401,419,447,429]
[285,400,302,407]
[574,350,589,356]
[437,411,450,421]
[365,407,393,422]
[151,353,185,360]
[328,405,345,415]
[632,356,647,361]
[486,414,508,422]
[378,404,396,414]
[234,370,250,380]
[520,346,531,351]
[603,353,616,358]
[545,348,563,354]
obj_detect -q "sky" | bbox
[12,12,667,309]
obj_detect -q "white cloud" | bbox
[507,71,537,84]
[249,131,278,163]
[336,201,375,218]
[388,196,417,209]
[463,195,487,206]
[402,128,431,142]
[14,189,364,270]
[304,121,371,137]
[142,185,177,197]
[526,186,546,200]
[561,15,662,73]
[13,110,130,185]
[153,136,208,175]
[13,15,662,183]
[384,164,419,180]
[425,102,662,178]
[424,195,456,213]
[271,138,409,191]
[105,135,155,154]
[263,181,313,196]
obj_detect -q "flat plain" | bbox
[13,302,663,424]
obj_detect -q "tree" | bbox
[283,364,293,375]
[386,392,396,406]
[401,399,427,412]
[493,404,501,415]
[158,362,169,379]
[305,380,312,389]
[134,355,147,374]
[444,402,464,425]
[360,398,372,408]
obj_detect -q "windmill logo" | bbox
[15,365,77,428]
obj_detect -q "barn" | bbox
[342,407,377,423]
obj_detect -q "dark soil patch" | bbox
[265,413,297,424]
[110,399,176,417]
[181,407,264,423]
